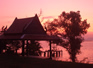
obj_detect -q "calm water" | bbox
[40,41,93,64]
[77,41,93,63]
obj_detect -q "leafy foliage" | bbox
[44,11,90,62]
[0,26,7,54]
[28,40,42,56]
[0,26,21,55]
[6,40,22,54]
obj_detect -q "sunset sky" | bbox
[0,0,93,33]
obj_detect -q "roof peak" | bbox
[16,17,33,20]
[35,14,38,17]
[5,14,46,35]
[14,14,38,20]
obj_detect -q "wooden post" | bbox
[47,51,49,57]
[61,50,63,57]
[49,40,52,59]
[56,51,57,57]
[22,40,24,56]
[59,51,60,57]
[44,52,46,57]
[26,40,29,56]
[58,51,60,57]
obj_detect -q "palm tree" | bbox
[28,40,42,56]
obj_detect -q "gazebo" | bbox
[0,14,60,59]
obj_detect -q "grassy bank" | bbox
[0,54,93,68]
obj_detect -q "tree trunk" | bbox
[70,48,76,62]
[71,53,76,62]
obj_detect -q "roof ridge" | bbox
[23,16,35,30]
[23,14,39,31]
[17,17,33,20]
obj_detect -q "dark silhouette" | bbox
[6,40,21,54]
[0,26,21,55]
[44,11,90,62]
[28,40,42,56]
[0,26,7,35]
[0,40,7,54]
[0,14,59,58]
[0,26,7,54]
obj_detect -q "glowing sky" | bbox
[0,0,93,32]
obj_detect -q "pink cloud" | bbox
[42,16,54,19]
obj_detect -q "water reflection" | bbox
[40,41,93,64]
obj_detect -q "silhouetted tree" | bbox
[28,40,42,56]
[0,26,21,55]
[44,11,90,62]
[0,40,7,54]
[7,40,21,54]
[0,26,7,54]
[0,26,7,35]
